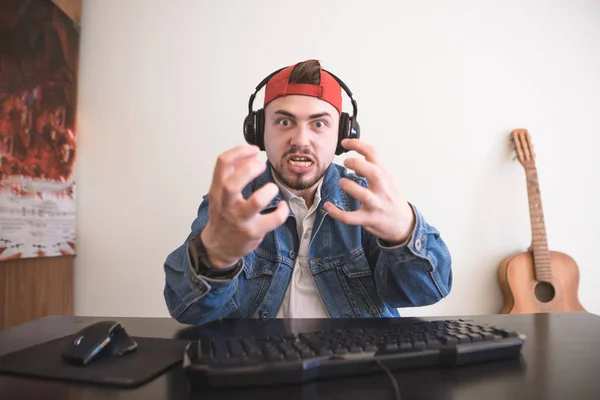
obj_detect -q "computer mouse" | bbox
[62,320,137,366]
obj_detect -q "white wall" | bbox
[75,0,600,319]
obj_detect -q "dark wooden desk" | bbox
[1,312,599,399]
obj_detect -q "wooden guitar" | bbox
[498,128,586,314]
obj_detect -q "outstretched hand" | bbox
[323,139,415,245]
[201,145,289,268]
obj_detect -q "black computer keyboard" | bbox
[183,319,526,389]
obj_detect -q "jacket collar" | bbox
[253,161,350,212]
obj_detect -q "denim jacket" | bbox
[163,163,452,325]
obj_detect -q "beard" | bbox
[271,146,327,191]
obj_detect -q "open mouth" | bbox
[286,155,314,168]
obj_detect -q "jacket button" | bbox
[289,250,296,258]
[260,311,269,320]
[415,238,422,250]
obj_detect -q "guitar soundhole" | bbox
[535,281,556,303]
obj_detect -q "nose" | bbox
[289,123,311,148]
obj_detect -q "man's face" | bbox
[263,95,339,192]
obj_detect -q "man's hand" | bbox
[200,145,289,268]
[323,139,415,245]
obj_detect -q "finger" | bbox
[341,139,380,164]
[221,159,267,206]
[237,182,280,218]
[323,201,369,226]
[254,201,289,234]
[212,144,260,185]
[343,158,385,188]
[339,178,381,209]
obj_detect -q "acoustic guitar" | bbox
[498,128,586,314]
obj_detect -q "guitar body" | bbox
[498,250,586,314]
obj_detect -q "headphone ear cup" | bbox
[349,117,360,140]
[255,108,265,151]
[243,112,257,146]
[336,112,351,155]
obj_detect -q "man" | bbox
[163,59,452,325]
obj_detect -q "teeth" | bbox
[288,159,312,167]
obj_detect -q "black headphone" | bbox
[243,67,360,155]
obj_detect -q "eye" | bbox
[313,120,326,129]
[278,119,292,127]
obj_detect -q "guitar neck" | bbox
[525,166,552,281]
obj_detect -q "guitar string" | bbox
[520,132,552,308]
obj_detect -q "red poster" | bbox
[0,0,78,260]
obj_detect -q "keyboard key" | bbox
[293,343,309,353]
[453,334,471,344]
[440,336,458,345]
[385,343,399,352]
[241,357,262,366]
[399,341,413,351]
[299,333,330,354]
[213,340,229,359]
[318,348,333,357]
[270,336,283,344]
[426,339,441,349]
[227,340,246,358]
[300,350,315,359]
[497,329,519,338]
[467,333,483,342]
[413,340,426,350]
[241,338,261,357]
[278,343,294,352]
[266,352,284,362]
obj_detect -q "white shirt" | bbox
[272,174,330,319]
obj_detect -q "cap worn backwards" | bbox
[263,59,343,115]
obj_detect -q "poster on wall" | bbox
[0,0,79,260]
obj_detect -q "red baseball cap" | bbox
[263,60,343,115]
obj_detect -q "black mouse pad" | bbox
[0,334,190,388]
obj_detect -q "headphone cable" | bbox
[375,360,401,400]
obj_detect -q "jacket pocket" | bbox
[241,251,278,317]
[338,249,385,317]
